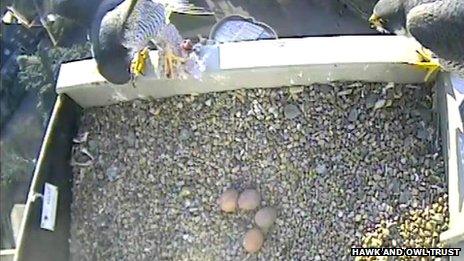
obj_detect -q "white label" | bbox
[40,183,58,231]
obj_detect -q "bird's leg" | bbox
[130,47,150,77]
[164,47,187,78]
[414,47,441,82]
[130,74,137,88]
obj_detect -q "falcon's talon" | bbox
[417,62,441,82]
[163,49,187,78]
[414,48,441,82]
[130,47,150,76]
[416,47,436,63]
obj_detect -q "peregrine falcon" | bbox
[90,0,212,84]
[369,0,464,80]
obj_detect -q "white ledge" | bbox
[56,35,427,108]
[219,35,422,69]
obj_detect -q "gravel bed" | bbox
[70,82,447,260]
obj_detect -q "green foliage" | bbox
[0,145,35,188]
[16,42,92,125]
[1,42,92,186]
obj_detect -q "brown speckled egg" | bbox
[217,189,239,212]
[255,207,277,229]
[238,189,261,210]
[243,228,264,253]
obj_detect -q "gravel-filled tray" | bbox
[70,82,448,260]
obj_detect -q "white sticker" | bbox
[40,183,58,231]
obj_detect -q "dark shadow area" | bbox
[202,0,377,36]
[0,91,45,249]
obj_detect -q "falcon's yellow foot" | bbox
[130,47,150,76]
[164,49,186,78]
[415,47,441,82]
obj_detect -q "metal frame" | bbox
[437,74,464,251]
[14,95,81,261]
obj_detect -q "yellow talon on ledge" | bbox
[414,47,441,82]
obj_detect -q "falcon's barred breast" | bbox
[91,0,211,84]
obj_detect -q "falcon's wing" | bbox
[406,0,464,62]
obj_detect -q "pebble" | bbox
[365,95,377,109]
[315,164,327,175]
[374,99,386,110]
[283,104,301,119]
[347,108,359,122]
[399,190,412,204]
[338,89,352,96]
[105,165,118,182]
[416,127,430,141]
[179,128,191,141]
